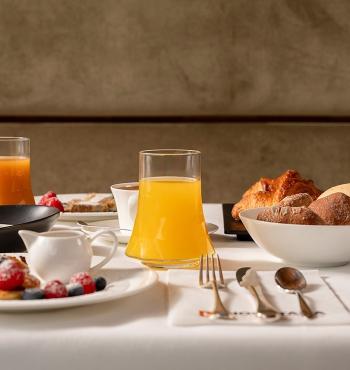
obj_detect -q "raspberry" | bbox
[44,280,68,299]
[0,259,25,290]
[38,191,57,205]
[44,197,64,212]
[70,272,96,294]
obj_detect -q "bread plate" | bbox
[240,207,350,267]
[35,193,117,222]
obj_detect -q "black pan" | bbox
[0,205,60,252]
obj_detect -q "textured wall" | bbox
[1,122,349,202]
[1,1,350,116]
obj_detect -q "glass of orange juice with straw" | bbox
[0,137,35,205]
[126,149,214,268]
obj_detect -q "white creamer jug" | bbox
[19,229,118,283]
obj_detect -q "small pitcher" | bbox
[19,229,118,283]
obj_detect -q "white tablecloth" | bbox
[1,204,350,370]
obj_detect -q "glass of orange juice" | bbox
[126,149,214,268]
[0,137,35,205]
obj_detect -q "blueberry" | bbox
[22,288,44,300]
[94,276,107,291]
[67,283,84,297]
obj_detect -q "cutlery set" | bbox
[198,254,318,322]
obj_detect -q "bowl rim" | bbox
[0,205,60,231]
[239,207,350,228]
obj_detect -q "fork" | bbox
[198,254,235,320]
[199,254,225,289]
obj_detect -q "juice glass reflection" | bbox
[0,137,35,205]
[126,149,214,268]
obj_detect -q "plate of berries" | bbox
[0,256,158,311]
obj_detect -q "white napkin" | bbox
[167,270,350,326]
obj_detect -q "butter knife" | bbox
[236,267,281,322]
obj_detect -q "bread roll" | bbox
[278,193,313,207]
[232,170,321,219]
[309,192,350,225]
[318,183,350,199]
[257,206,325,225]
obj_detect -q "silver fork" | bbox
[199,254,225,289]
[198,254,235,320]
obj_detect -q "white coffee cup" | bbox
[111,182,139,231]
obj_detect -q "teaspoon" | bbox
[275,267,315,319]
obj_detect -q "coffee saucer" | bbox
[80,220,219,244]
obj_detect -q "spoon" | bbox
[275,267,315,319]
[236,267,281,322]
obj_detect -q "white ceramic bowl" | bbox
[240,207,350,267]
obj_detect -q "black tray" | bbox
[222,203,252,241]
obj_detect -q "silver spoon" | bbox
[275,267,315,319]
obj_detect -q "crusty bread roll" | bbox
[257,206,325,225]
[318,183,350,199]
[278,193,313,208]
[309,192,350,225]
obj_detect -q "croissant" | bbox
[232,170,322,219]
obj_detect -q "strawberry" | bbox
[44,280,68,299]
[0,259,25,290]
[70,272,96,294]
[38,191,57,205]
[44,197,64,212]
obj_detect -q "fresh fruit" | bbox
[0,259,25,290]
[38,191,57,205]
[94,276,107,291]
[22,288,45,300]
[44,280,68,299]
[44,197,64,212]
[67,283,84,297]
[23,273,41,289]
[70,272,96,294]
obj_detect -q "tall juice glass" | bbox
[0,137,35,205]
[126,149,214,268]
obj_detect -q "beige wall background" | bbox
[1,122,349,202]
[1,0,350,116]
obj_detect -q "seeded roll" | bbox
[278,193,313,208]
[257,206,325,225]
[309,192,350,225]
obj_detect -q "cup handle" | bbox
[88,230,118,274]
[128,193,138,222]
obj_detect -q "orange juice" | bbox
[0,156,35,205]
[126,177,214,266]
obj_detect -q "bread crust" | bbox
[309,192,350,225]
[257,206,325,225]
[278,193,313,208]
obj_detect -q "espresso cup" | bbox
[110,182,139,231]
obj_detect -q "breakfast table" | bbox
[1,203,350,370]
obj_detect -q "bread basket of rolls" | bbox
[235,170,350,267]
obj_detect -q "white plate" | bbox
[80,220,219,244]
[35,193,117,222]
[240,207,350,267]
[0,267,158,312]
